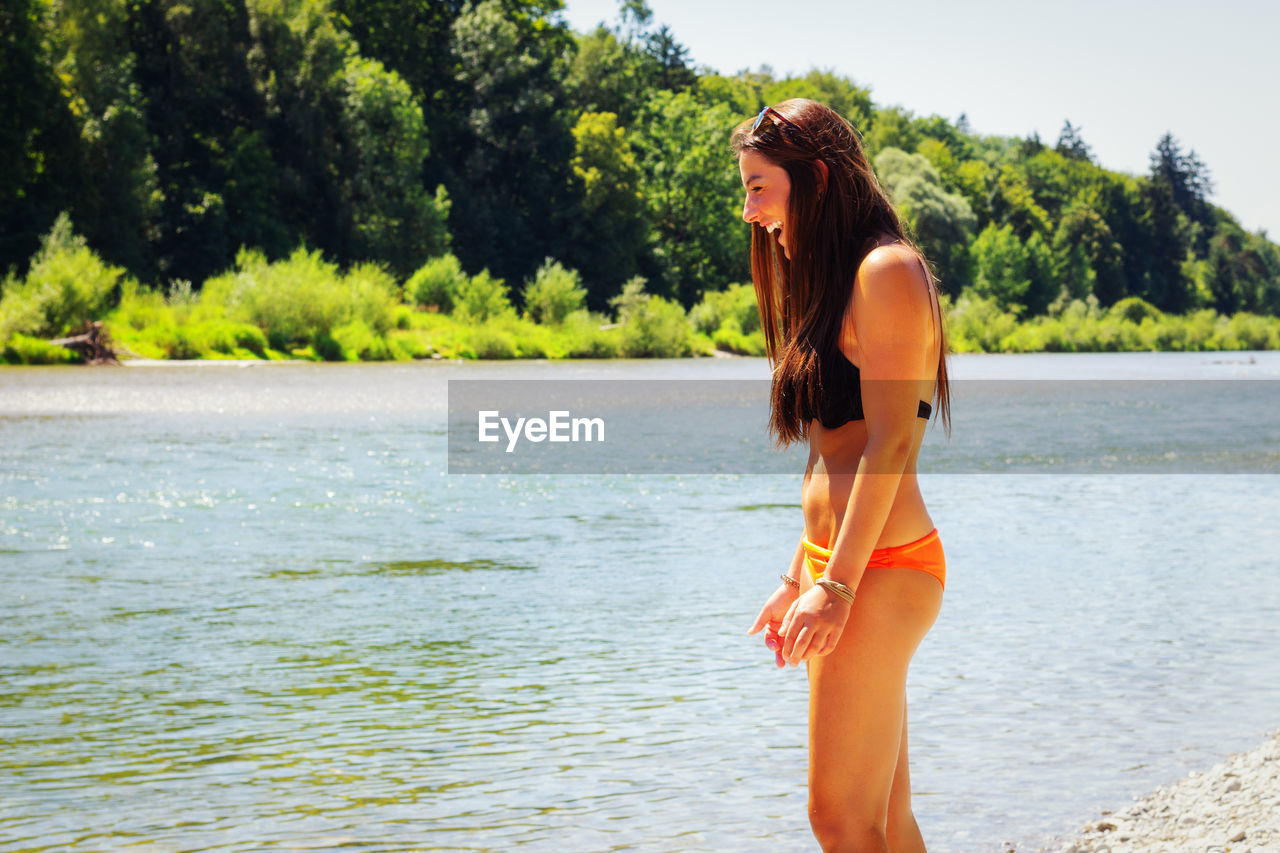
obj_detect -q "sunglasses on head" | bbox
[751,105,795,133]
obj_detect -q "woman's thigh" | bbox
[806,568,942,822]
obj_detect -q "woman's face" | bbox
[739,150,792,258]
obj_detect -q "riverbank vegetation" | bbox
[3,0,1278,364]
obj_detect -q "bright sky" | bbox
[561,0,1280,240]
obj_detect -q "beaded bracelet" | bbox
[816,577,857,605]
[779,573,800,590]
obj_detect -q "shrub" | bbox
[454,270,513,322]
[609,276,650,323]
[690,283,760,335]
[467,325,517,359]
[619,294,694,357]
[522,258,586,325]
[0,213,125,342]
[405,254,467,312]
[709,318,766,355]
[944,291,1019,352]
[333,319,403,361]
[1,333,81,364]
[1108,296,1163,324]
[1216,312,1280,351]
[562,309,620,358]
[205,247,398,357]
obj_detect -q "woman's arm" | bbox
[821,249,934,589]
[747,532,807,667]
[777,249,934,665]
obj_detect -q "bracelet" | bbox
[779,573,800,590]
[816,577,857,605]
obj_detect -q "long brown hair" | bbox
[730,98,951,444]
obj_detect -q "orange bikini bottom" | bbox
[803,528,945,590]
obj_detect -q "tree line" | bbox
[4,0,1279,321]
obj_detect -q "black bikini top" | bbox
[798,246,939,429]
[800,351,933,429]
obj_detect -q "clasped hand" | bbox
[748,583,850,667]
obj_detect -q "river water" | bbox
[2,352,1278,852]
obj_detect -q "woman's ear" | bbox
[814,159,829,197]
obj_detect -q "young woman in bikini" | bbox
[736,99,951,852]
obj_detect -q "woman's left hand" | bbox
[779,586,851,665]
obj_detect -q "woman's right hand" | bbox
[747,582,800,668]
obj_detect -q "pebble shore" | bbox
[1034,731,1280,853]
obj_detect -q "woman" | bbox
[736,99,951,852]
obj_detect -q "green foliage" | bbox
[695,73,759,116]
[635,91,749,304]
[874,148,976,286]
[342,55,450,276]
[1051,203,1125,305]
[0,0,83,277]
[943,292,1020,353]
[763,70,873,132]
[1,334,81,365]
[611,278,693,357]
[690,283,761,335]
[609,276,651,323]
[688,282,765,355]
[204,247,399,358]
[968,223,1055,316]
[448,0,576,286]
[1108,296,1163,324]
[106,279,272,360]
[454,270,513,323]
[864,106,919,157]
[560,309,621,358]
[406,254,468,312]
[567,111,647,303]
[523,259,587,325]
[0,214,126,342]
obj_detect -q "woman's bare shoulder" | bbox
[853,243,931,311]
[859,242,927,282]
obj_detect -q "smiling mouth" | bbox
[764,221,782,234]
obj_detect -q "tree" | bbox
[1055,120,1092,161]
[874,148,976,288]
[341,56,451,277]
[566,26,642,121]
[564,111,647,307]
[43,0,159,278]
[991,165,1051,241]
[633,91,748,304]
[1205,216,1280,314]
[1136,171,1196,313]
[864,106,919,157]
[1051,203,1125,305]
[0,0,82,276]
[762,70,873,135]
[126,0,281,282]
[969,223,1054,316]
[448,0,577,285]
[1150,132,1213,242]
[248,1,356,266]
[1017,131,1044,159]
[643,24,696,93]
[330,0,471,188]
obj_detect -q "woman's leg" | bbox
[887,697,926,853]
[805,569,942,853]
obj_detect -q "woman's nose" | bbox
[742,197,755,224]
